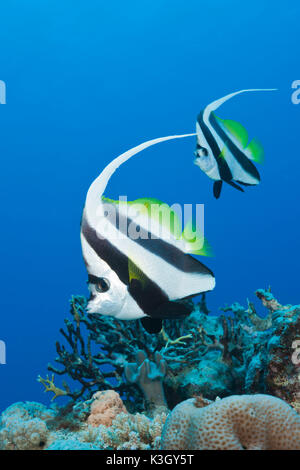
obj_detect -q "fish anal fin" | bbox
[141,317,162,334]
[236,180,255,187]
[227,180,245,193]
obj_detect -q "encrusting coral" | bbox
[161,394,300,450]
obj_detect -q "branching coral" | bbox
[47,295,157,408]
[45,295,209,410]
[2,287,300,451]
[37,374,67,401]
[42,290,300,413]
[161,394,300,450]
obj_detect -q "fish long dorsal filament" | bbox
[84,133,196,218]
[203,88,278,121]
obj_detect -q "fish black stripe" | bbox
[82,217,129,284]
[197,111,233,182]
[81,216,170,316]
[209,113,260,182]
[105,204,214,277]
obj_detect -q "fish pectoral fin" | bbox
[128,258,147,289]
[213,180,223,199]
[246,138,265,164]
[219,141,233,162]
[141,317,162,334]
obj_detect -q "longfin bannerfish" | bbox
[80,134,215,334]
[194,88,277,198]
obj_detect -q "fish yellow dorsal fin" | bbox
[215,115,249,148]
[134,198,182,239]
[216,116,265,164]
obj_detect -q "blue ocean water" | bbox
[0,0,299,411]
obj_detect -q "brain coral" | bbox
[87,390,128,427]
[161,394,300,450]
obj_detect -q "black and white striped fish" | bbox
[194,89,277,198]
[80,134,215,334]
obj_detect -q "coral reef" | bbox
[0,402,54,450]
[256,290,300,407]
[87,390,127,427]
[161,394,300,450]
[37,374,67,401]
[97,410,167,450]
[0,392,167,450]
[2,392,299,451]
[42,290,300,413]
[46,439,98,450]
[2,288,299,450]
[125,350,167,409]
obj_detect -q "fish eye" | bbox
[95,278,110,293]
[198,147,209,157]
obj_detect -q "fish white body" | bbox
[80,133,215,330]
[194,88,277,197]
[193,142,220,181]
[80,235,140,319]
